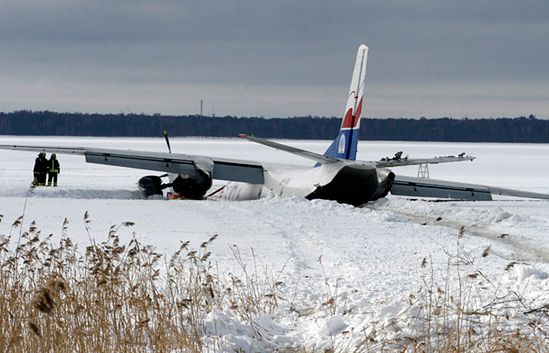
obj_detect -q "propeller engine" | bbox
[370,169,395,201]
[171,168,212,199]
[138,130,214,199]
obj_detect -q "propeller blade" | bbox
[163,129,172,154]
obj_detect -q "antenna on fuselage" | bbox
[163,129,172,154]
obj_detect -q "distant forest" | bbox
[1,111,549,143]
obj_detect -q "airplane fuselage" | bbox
[211,161,394,206]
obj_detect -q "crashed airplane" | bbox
[1,44,548,205]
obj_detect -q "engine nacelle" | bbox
[139,157,214,200]
[370,170,395,201]
[171,169,212,200]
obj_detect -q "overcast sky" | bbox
[1,0,548,118]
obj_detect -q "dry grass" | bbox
[0,213,548,352]
[0,213,282,353]
[351,226,549,353]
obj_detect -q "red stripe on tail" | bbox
[341,96,363,129]
[341,108,354,128]
[354,97,363,126]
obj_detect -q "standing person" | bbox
[33,152,48,186]
[47,153,61,187]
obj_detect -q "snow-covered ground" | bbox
[1,136,548,351]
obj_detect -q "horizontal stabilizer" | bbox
[239,134,339,164]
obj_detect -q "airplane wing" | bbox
[375,155,475,168]
[390,175,549,201]
[238,134,339,164]
[239,135,475,168]
[0,144,264,184]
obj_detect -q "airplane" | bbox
[1,44,548,205]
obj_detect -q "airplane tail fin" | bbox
[323,44,368,160]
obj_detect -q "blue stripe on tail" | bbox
[323,128,360,161]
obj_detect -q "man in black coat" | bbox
[33,152,48,186]
[47,153,61,187]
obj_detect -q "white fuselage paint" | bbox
[212,160,376,201]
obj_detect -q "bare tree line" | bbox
[1,111,548,142]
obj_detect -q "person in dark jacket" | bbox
[47,153,61,187]
[33,152,48,186]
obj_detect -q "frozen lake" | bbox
[0,136,548,351]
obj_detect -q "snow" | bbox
[1,136,548,351]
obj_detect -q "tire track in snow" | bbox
[367,202,549,263]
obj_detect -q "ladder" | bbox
[417,163,430,178]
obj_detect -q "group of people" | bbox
[33,152,61,187]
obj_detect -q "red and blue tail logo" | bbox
[324,44,368,161]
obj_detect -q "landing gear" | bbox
[138,170,212,200]
[138,175,171,198]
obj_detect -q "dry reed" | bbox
[0,214,547,352]
[0,213,281,353]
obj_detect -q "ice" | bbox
[0,136,548,351]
